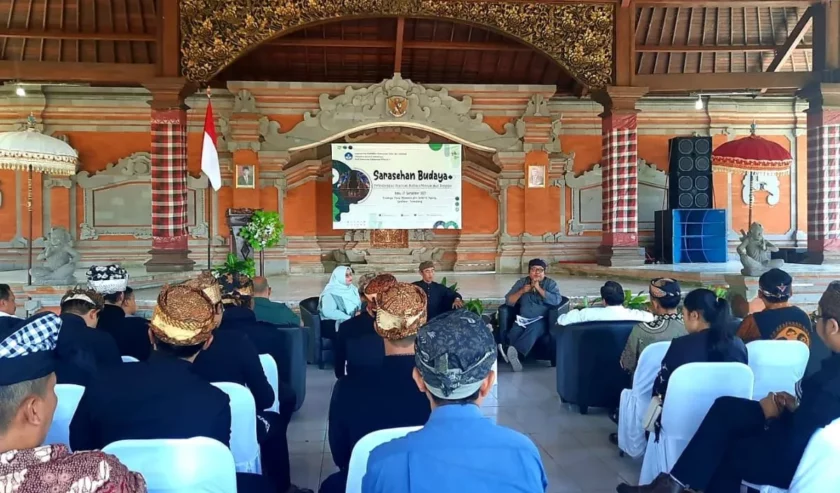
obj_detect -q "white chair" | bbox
[747,340,810,400]
[259,354,280,413]
[345,426,421,493]
[45,384,85,450]
[103,437,236,493]
[491,360,498,389]
[618,341,671,458]
[121,355,139,363]
[640,362,754,484]
[212,382,260,474]
[745,418,840,493]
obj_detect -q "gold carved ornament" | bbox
[179,0,613,89]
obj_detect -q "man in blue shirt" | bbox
[362,309,548,492]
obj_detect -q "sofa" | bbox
[497,296,569,367]
[555,320,636,414]
[299,297,334,369]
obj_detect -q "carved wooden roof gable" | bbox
[180,0,614,89]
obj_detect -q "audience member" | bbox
[69,283,276,492]
[737,268,812,346]
[558,281,653,326]
[190,272,308,493]
[620,281,840,493]
[56,288,120,385]
[412,261,462,319]
[363,309,547,492]
[320,282,431,493]
[123,286,138,315]
[620,278,686,375]
[318,266,361,330]
[500,258,561,372]
[0,312,147,492]
[89,265,151,361]
[333,273,397,379]
[0,283,20,332]
[253,276,301,327]
[649,288,747,437]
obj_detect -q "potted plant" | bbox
[239,210,284,275]
[212,253,256,278]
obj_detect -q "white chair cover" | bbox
[618,341,671,458]
[743,418,840,493]
[121,355,139,363]
[45,384,85,450]
[259,354,280,413]
[212,382,260,474]
[640,362,754,484]
[491,360,498,389]
[345,426,421,493]
[103,437,236,493]
[747,340,810,400]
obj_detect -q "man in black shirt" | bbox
[87,265,151,361]
[620,282,840,493]
[412,261,462,320]
[333,273,397,378]
[320,282,432,493]
[56,288,120,385]
[0,283,21,332]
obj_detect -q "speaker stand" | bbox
[595,246,646,267]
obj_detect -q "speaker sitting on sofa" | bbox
[668,136,713,209]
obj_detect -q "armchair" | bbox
[299,297,334,369]
[497,296,569,367]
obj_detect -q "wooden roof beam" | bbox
[0,61,155,84]
[636,44,813,53]
[635,1,813,6]
[0,29,155,42]
[766,7,813,73]
[636,71,813,91]
[394,17,405,74]
[269,38,532,52]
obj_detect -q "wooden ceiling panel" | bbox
[636,4,812,75]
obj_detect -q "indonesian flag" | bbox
[201,100,222,191]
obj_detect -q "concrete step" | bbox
[353,263,420,273]
[366,255,418,265]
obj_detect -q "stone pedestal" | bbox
[144,249,195,272]
[595,246,645,267]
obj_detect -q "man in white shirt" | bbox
[0,284,21,331]
[558,281,653,326]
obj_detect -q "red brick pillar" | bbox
[594,87,647,266]
[806,84,840,264]
[144,79,196,272]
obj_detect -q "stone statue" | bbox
[736,222,783,277]
[31,227,79,285]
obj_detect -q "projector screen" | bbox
[331,143,462,230]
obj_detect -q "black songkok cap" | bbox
[528,258,547,270]
[0,312,61,386]
[758,268,793,301]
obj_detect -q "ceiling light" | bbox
[15,86,25,97]
[694,95,703,110]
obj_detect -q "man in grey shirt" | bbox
[500,258,561,371]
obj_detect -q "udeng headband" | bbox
[63,294,95,305]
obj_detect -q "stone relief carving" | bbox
[73,152,210,240]
[409,229,435,241]
[233,89,257,113]
[31,227,78,285]
[259,74,523,152]
[565,159,668,235]
[524,95,550,117]
[741,173,780,206]
[343,230,371,242]
[180,1,613,88]
[219,117,260,153]
[189,222,209,239]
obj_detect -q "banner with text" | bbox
[331,143,462,230]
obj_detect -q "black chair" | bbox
[497,296,570,367]
[299,297,334,369]
[555,320,636,414]
[270,325,308,411]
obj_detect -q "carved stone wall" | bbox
[180,1,613,88]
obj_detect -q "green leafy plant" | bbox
[572,290,649,310]
[440,277,459,293]
[709,285,729,300]
[212,253,255,278]
[239,210,284,252]
[464,299,484,316]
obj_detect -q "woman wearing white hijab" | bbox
[319,266,362,328]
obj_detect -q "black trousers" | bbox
[670,396,799,493]
[237,472,276,492]
[257,381,297,492]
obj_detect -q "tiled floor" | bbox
[287,363,641,493]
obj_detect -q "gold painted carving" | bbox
[180,1,613,89]
[370,229,409,249]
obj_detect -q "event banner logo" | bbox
[331,143,462,230]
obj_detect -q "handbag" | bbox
[642,395,662,433]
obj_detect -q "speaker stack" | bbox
[668,137,713,209]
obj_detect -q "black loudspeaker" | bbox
[668,137,713,209]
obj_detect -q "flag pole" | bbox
[206,86,213,271]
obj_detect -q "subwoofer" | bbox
[668,137,713,210]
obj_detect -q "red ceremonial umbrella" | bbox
[712,123,792,226]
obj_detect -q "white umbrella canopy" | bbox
[0,115,78,175]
